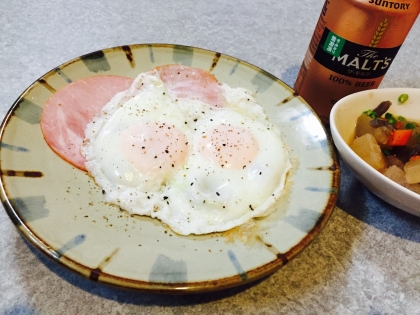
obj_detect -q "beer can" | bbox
[294,0,420,124]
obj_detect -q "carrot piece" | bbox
[387,129,413,146]
[410,155,420,161]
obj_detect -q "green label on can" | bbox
[322,31,345,57]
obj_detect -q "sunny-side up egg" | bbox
[82,73,192,216]
[82,70,291,235]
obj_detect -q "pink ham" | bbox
[41,75,133,171]
[156,65,225,108]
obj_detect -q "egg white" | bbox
[82,70,291,235]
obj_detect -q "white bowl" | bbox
[330,88,420,216]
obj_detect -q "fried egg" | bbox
[82,68,291,235]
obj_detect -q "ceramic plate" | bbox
[0,44,339,293]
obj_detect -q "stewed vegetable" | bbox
[351,96,420,194]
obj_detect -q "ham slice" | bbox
[156,65,225,108]
[41,75,134,170]
[41,65,225,171]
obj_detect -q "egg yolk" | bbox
[120,122,188,175]
[198,125,259,169]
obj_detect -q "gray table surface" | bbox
[1,1,420,314]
